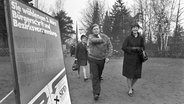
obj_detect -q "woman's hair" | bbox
[130,23,140,35]
[80,35,87,40]
[131,23,140,29]
[131,31,140,36]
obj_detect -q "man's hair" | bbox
[91,24,99,30]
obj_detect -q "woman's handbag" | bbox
[72,59,79,71]
[140,50,148,62]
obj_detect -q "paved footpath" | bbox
[65,56,184,104]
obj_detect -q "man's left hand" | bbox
[105,58,110,63]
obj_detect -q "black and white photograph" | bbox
[0,0,184,104]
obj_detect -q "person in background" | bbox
[70,44,75,56]
[87,24,113,101]
[121,23,145,97]
[76,35,88,81]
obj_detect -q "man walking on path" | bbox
[87,24,113,101]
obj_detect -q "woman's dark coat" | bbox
[76,42,88,64]
[122,34,145,78]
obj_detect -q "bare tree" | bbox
[80,0,105,30]
[175,0,184,32]
[133,0,177,51]
[38,0,65,15]
[55,0,65,13]
[150,0,168,50]
[164,0,176,51]
[134,0,154,42]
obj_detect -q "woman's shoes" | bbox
[127,89,134,97]
[127,91,133,97]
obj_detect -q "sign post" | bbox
[4,0,71,103]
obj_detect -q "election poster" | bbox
[4,0,71,103]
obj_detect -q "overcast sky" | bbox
[63,0,133,28]
[33,0,184,29]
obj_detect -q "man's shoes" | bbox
[94,94,99,101]
[84,78,88,82]
[100,77,103,80]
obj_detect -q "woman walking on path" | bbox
[76,35,88,81]
[87,24,113,101]
[122,23,145,97]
